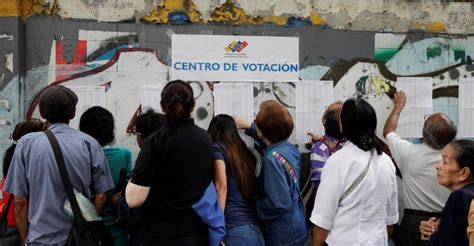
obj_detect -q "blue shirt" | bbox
[245,123,308,245]
[212,143,258,228]
[5,123,114,245]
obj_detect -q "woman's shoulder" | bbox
[266,141,299,159]
[446,184,474,208]
[460,183,474,201]
[376,151,395,165]
[212,142,227,155]
[272,140,299,153]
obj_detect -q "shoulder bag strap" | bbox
[44,130,88,227]
[339,149,374,204]
[271,151,302,199]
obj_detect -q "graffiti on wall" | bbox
[373,33,474,127]
[26,29,215,156]
[1,17,473,164]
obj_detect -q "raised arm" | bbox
[383,91,407,138]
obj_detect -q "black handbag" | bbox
[0,195,20,246]
[44,129,113,246]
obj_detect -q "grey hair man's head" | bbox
[422,113,457,150]
[323,101,343,139]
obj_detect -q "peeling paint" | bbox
[142,0,201,24]
[5,53,13,73]
[309,12,326,26]
[20,0,59,20]
[0,1,19,17]
[415,21,447,33]
[58,0,147,22]
[210,0,255,24]
[1,0,474,33]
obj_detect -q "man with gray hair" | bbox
[383,91,457,246]
[304,101,344,222]
[5,85,114,245]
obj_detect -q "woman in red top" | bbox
[2,118,45,227]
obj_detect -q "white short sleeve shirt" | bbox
[310,141,398,246]
[385,132,449,212]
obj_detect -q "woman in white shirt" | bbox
[310,98,399,246]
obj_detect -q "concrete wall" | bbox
[0,1,473,167]
[0,16,23,160]
[1,1,473,33]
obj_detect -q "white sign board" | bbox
[295,81,334,143]
[459,78,474,137]
[171,34,299,82]
[396,77,433,138]
[141,85,165,113]
[66,86,106,129]
[213,83,255,146]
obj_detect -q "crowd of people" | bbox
[1,80,474,246]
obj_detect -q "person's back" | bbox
[308,101,343,186]
[4,86,114,245]
[311,98,398,246]
[1,119,45,229]
[208,114,264,246]
[315,142,397,245]
[8,125,113,244]
[138,121,212,238]
[102,146,132,246]
[386,135,449,212]
[79,106,133,246]
[384,91,457,246]
[128,80,212,245]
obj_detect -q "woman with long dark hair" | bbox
[207,114,264,245]
[126,80,212,245]
[310,98,398,246]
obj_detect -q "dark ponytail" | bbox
[341,98,382,155]
[161,80,195,128]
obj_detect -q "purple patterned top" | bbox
[310,135,344,185]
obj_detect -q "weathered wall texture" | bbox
[0,1,473,166]
[1,14,470,160]
[0,17,23,157]
[1,1,473,33]
[57,0,474,33]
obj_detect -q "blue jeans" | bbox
[224,224,265,246]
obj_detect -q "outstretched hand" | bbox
[307,132,322,143]
[393,91,407,112]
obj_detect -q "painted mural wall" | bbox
[0,0,473,168]
[0,0,472,33]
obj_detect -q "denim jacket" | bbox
[246,124,308,245]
